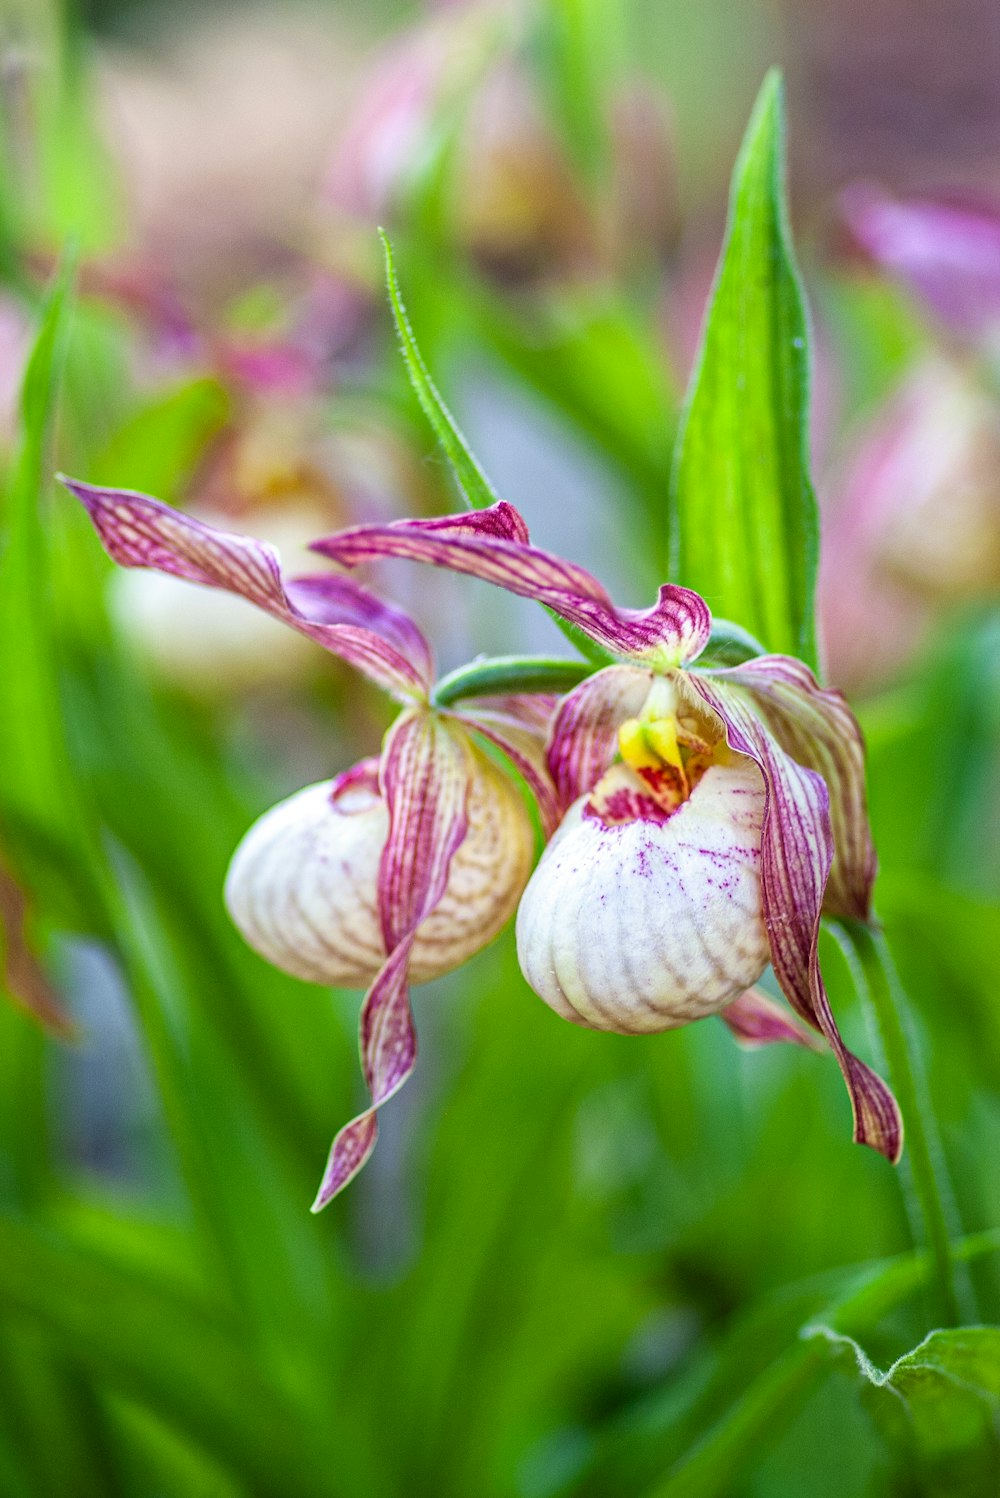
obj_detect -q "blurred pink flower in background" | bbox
[324,0,676,287]
[841,184,1000,344]
[819,358,1000,690]
[819,185,1000,690]
[96,10,362,308]
[0,294,31,445]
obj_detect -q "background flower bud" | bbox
[515,759,769,1033]
[225,746,535,987]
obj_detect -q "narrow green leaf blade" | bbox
[668,70,818,665]
[380,229,497,512]
[0,1215,336,1498]
[0,258,76,832]
[380,232,607,663]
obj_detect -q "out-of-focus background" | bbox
[1,2,999,1495]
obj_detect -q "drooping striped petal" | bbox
[311,939,414,1207]
[61,478,432,700]
[690,676,902,1163]
[312,711,471,1208]
[842,184,1000,339]
[721,988,820,1050]
[547,664,653,809]
[313,502,712,667]
[698,656,875,921]
[455,696,561,837]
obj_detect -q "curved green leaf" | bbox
[668,70,818,665]
[807,1324,1000,1497]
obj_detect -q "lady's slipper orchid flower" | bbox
[60,478,554,1206]
[314,501,903,1163]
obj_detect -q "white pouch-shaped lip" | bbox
[516,757,769,1034]
[225,747,536,989]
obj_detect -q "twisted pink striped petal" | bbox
[690,676,902,1163]
[284,574,433,682]
[699,656,875,921]
[455,696,560,837]
[843,184,1000,339]
[547,665,652,809]
[721,988,820,1050]
[313,502,712,666]
[312,711,471,1208]
[62,478,432,700]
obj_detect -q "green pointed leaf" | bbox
[381,231,608,663]
[380,229,497,513]
[617,1233,1000,1498]
[668,70,818,665]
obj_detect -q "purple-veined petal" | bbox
[721,988,821,1050]
[690,676,902,1163]
[376,711,471,949]
[328,755,382,804]
[311,939,415,1208]
[698,656,875,921]
[471,691,556,736]
[313,502,712,666]
[312,711,472,1208]
[547,665,653,808]
[61,478,432,700]
[455,696,560,837]
[842,184,1000,339]
[285,573,433,682]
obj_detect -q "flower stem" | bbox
[432,654,593,707]
[834,917,971,1327]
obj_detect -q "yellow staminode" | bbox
[618,714,686,777]
[618,716,660,771]
[644,716,685,775]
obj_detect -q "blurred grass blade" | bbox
[668,70,818,664]
[381,229,497,512]
[0,257,75,830]
[0,1215,336,1498]
[539,0,625,185]
[473,290,675,525]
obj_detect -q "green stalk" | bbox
[432,654,593,708]
[833,918,971,1327]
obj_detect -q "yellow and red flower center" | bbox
[584,677,726,828]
